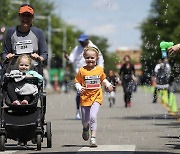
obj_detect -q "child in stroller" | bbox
[5,54,43,106]
[0,54,52,151]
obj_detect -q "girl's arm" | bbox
[102,78,114,92]
[74,82,86,94]
[75,82,83,92]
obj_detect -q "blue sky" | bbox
[49,0,153,52]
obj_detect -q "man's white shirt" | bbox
[69,40,104,73]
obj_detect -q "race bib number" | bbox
[14,40,33,54]
[85,75,101,89]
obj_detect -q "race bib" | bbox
[14,40,33,54]
[85,75,101,89]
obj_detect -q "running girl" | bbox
[74,46,113,147]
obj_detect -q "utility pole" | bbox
[52,28,66,70]
[62,28,66,69]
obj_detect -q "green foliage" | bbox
[88,35,120,73]
[103,52,120,73]
[89,35,109,53]
[140,0,180,76]
[0,0,111,70]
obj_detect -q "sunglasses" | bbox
[20,13,33,18]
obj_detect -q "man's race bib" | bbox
[14,40,33,54]
[85,75,101,89]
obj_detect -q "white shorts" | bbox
[108,91,115,98]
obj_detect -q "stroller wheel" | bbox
[0,135,5,151]
[46,122,52,148]
[37,134,42,151]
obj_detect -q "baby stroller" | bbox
[0,55,52,151]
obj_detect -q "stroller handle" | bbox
[2,53,44,66]
[1,53,44,76]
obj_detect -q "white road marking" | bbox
[0,151,17,154]
[78,145,136,152]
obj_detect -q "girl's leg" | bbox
[90,102,100,138]
[81,106,90,141]
[112,91,115,104]
[126,81,133,107]
[81,106,91,128]
[122,80,128,106]
[126,92,132,102]
[89,102,100,147]
[81,106,90,128]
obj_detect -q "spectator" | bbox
[119,55,137,108]
[152,58,171,103]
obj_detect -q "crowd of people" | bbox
[1,2,180,149]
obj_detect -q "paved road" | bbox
[2,86,180,154]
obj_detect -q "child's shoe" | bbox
[82,124,89,141]
[21,100,28,105]
[90,137,97,147]
[12,100,21,105]
[75,110,81,120]
[127,102,132,107]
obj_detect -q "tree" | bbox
[0,0,54,55]
[103,52,120,73]
[88,35,114,72]
[0,0,111,70]
[140,0,180,77]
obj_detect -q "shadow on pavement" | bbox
[4,143,36,151]
[155,122,180,127]
[62,144,89,148]
[61,118,81,121]
[159,136,179,139]
[111,114,176,120]
[4,143,55,151]
[166,143,180,150]
[159,136,180,151]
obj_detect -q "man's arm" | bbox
[68,46,78,63]
[2,27,15,60]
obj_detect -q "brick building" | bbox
[116,47,143,75]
